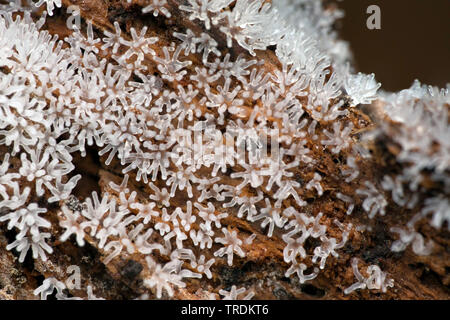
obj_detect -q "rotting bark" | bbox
[0,1,448,300]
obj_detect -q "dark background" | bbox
[336,0,450,91]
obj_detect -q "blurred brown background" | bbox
[336,0,450,91]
